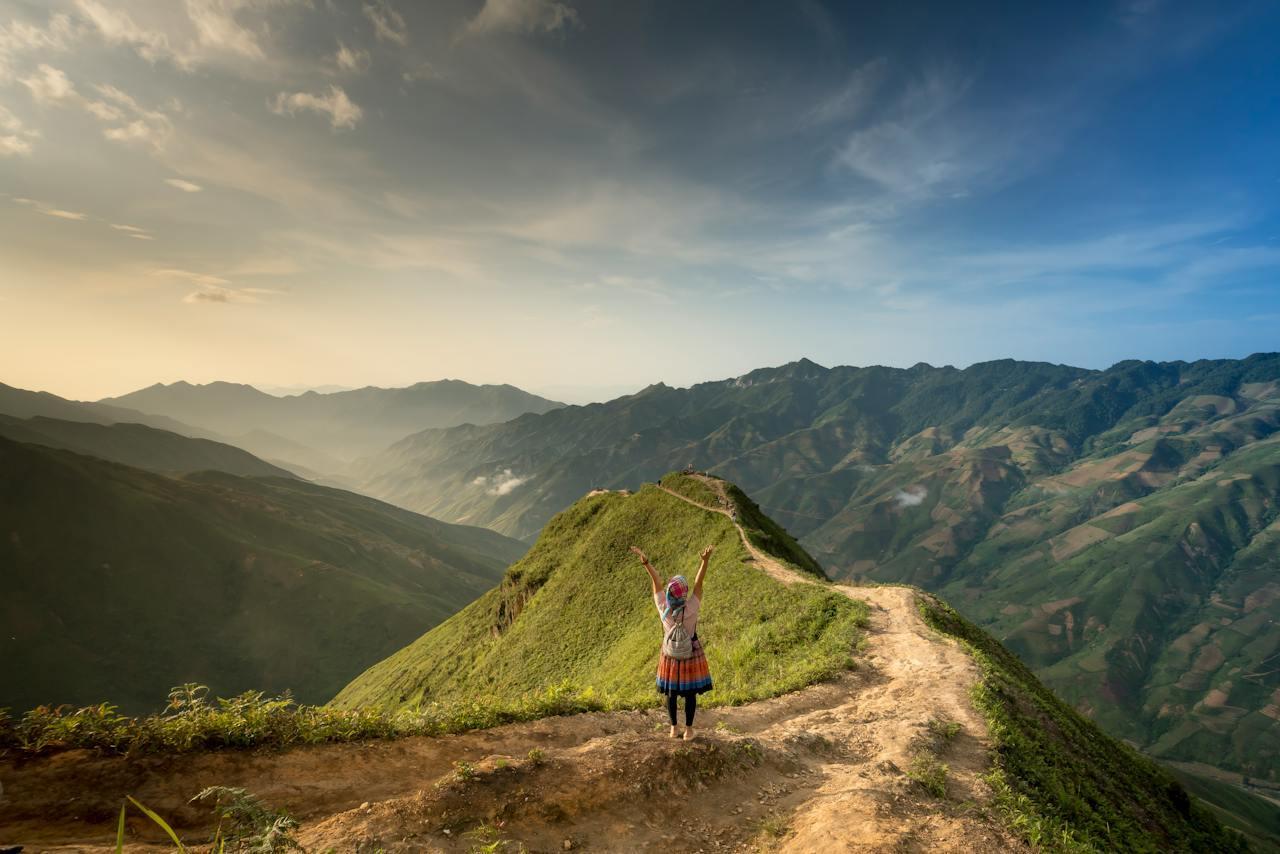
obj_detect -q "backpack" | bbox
[662,607,694,660]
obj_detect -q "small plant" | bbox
[465,822,511,853]
[714,719,743,734]
[494,757,509,769]
[926,716,962,745]
[453,760,478,782]
[753,811,791,838]
[907,754,949,798]
[526,747,545,764]
[192,786,302,852]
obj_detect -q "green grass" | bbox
[333,476,867,712]
[919,594,1248,853]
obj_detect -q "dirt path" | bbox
[1,484,1018,853]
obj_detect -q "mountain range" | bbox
[348,353,1280,779]
[99,379,563,471]
[0,436,525,713]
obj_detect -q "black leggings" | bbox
[666,693,697,727]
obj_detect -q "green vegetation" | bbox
[333,476,867,712]
[1169,768,1280,853]
[0,680,618,756]
[191,786,302,852]
[919,594,1248,853]
[0,437,524,713]
[348,354,1280,780]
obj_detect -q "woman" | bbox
[629,544,714,740]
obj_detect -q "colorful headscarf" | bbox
[663,575,689,621]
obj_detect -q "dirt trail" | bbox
[1,482,1019,853]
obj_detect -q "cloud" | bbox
[464,0,581,36]
[165,178,204,192]
[0,12,76,82]
[334,42,370,73]
[41,207,87,221]
[153,268,232,287]
[363,1,407,46]
[11,196,87,220]
[892,485,927,508]
[111,223,154,240]
[805,58,887,126]
[0,105,37,156]
[474,469,533,495]
[20,64,76,103]
[184,0,265,60]
[0,135,31,156]
[74,0,275,69]
[184,290,230,303]
[270,86,362,130]
[402,62,442,83]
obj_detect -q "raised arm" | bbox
[630,546,662,596]
[692,545,713,599]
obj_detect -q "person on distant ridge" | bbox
[630,544,715,740]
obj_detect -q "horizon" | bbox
[3,0,1279,403]
[17,347,1280,406]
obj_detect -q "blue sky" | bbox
[0,0,1277,402]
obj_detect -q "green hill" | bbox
[352,354,1280,779]
[0,436,526,714]
[332,473,1253,851]
[332,475,866,711]
[0,415,296,477]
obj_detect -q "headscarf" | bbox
[662,575,689,622]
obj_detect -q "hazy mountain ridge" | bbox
[0,436,526,714]
[351,353,1280,778]
[100,378,565,468]
[0,414,296,478]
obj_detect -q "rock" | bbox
[563,839,574,850]
[359,801,371,811]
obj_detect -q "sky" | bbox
[1,0,1278,404]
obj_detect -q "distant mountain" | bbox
[352,353,1280,780]
[0,382,209,437]
[0,437,526,713]
[100,379,564,468]
[0,415,295,478]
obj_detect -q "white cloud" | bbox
[402,62,442,83]
[111,223,154,240]
[334,42,370,73]
[184,0,265,60]
[41,207,87,221]
[153,268,232,287]
[0,12,76,82]
[21,64,76,103]
[165,178,204,192]
[363,1,407,46]
[0,135,31,156]
[271,86,362,130]
[892,485,927,508]
[465,0,581,36]
[74,0,174,64]
[477,468,533,495]
[806,58,887,126]
[0,105,37,155]
[74,0,275,69]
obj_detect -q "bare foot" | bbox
[669,725,680,738]
[683,727,696,741]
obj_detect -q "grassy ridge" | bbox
[332,478,867,711]
[919,594,1247,853]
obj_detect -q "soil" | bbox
[1,477,1023,852]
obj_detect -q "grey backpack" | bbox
[662,607,694,660]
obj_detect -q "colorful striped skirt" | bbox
[656,634,713,696]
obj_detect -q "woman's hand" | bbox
[629,545,648,563]
[700,545,714,561]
